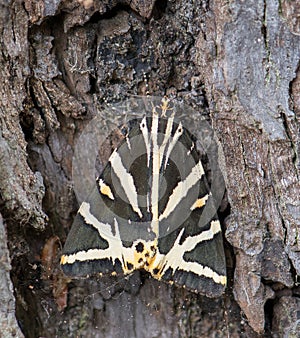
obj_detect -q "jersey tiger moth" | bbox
[60,97,226,297]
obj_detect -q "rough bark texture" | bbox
[0,214,25,338]
[0,0,299,337]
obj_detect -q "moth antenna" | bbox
[83,275,129,302]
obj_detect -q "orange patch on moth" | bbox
[99,180,114,200]
[60,255,68,265]
[191,194,209,210]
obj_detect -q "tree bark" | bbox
[0,214,24,338]
[0,0,299,337]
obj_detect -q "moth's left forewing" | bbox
[61,119,153,277]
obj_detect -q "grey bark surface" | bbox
[0,0,299,337]
[0,214,24,338]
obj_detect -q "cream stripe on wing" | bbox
[159,161,205,221]
[79,202,118,239]
[109,150,143,218]
[139,117,151,211]
[164,122,184,169]
[140,117,151,167]
[126,136,131,150]
[150,112,160,236]
[183,220,221,245]
[158,114,175,169]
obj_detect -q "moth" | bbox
[61,97,226,297]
